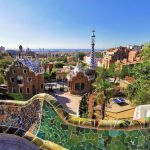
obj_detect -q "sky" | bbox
[0,0,150,49]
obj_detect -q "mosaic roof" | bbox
[20,59,42,73]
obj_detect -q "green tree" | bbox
[76,52,86,61]
[95,52,103,58]
[0,74,5,84]
[48,56,67,63]
[94,68,111,119]
[126,43,150,105]
[95,79,111,120]
[44,72,51,82]
[120,65,131,79]
[79,93,89,117]
[8,93,24,101]
[54,62,65,68]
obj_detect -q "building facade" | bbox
[5,46,44,99]
[67,56,76,65]
[67,62,91,95]
[56,66,71,81]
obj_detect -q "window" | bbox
[26,88,30,94]
[28,77,32,82]
[12,87,16,93]
[11,78,14,83]
[15,62,20,67]
[75,83,80,91]
[41,84,43,89]
[17,79,22,84]
[17,76,23,84]
[19,88,22,93]
[12,70,16,74]
[75,83,85,91]
[23,69,27,74]
[81,83,85,90]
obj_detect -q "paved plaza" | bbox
[52,90,82,116]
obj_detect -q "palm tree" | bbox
[95,79,110,120]
[114,62,122,83]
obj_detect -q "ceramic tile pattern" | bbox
[1,94,150,150]
[37,101,150,150]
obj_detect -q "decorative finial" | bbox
[19,45,23,51]
[92,29,95,37]
[18,45,23,59]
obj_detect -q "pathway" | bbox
[52,90,82,116]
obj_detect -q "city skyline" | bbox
[0,0,150,49]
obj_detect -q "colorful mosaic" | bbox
[1,94,150,150]
[0,99,42,132]
[0,126,66,150]
[37,101,150,150]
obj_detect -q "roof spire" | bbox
[18,45,23,59]
[89,30,96,70]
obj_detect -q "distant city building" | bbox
[84,53,100,66]
[128,50,139,62]
[56,66,71,81]
[43,62,53,73]
[26,48,36,59]
[67,56,76,65]
[5,45,44,99]
[97,58,103,67]
[127,44,144,51]
[0,46,5,53]
[102,45,142,69]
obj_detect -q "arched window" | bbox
[75,83,85,91]
[19,88,22,93]
[17,76,23,84]
[27,88,30,94]
[12,87,16,93]
[41,84,43,89]
[23,69,27,74]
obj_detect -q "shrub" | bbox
[8,93,24,100]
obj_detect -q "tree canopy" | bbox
[126,43,150,105]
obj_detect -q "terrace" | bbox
[0,93,150,149]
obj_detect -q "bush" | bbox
[54,62,65,68]
[0,74,5,84]
[79,93,89,117]
[8,93,24,100]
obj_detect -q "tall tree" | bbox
[126,43,150,105]
[95,68,111,119]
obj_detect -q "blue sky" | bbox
[0,0,150,49]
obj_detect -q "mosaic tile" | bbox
[35,101,150,149]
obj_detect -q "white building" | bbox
[133,105,150,120]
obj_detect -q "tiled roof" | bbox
[20,59,42,73]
